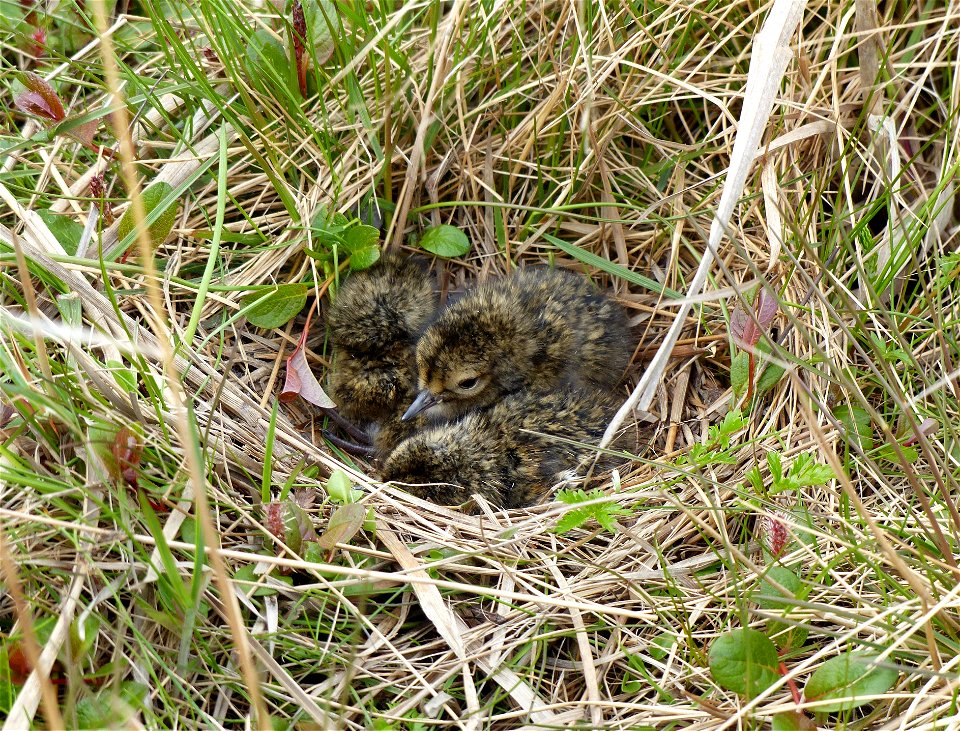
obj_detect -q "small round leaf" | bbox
[708,628,780,699]
[241,283,307,329]
[117,181,177,248]
[418,224,470,258]
[804,653,898,712]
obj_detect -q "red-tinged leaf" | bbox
[63,117,99,147]
[904,417,939,447]
[292,0,308,97]
[279,302,336,407]
[264,500,316,554]
[315,503,365,550]
[731,287,779,349]
[14,72,65,122]
[29,26,46,58]
[755,288,778,330]
[111,425,144,488]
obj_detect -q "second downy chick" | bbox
[327,255,437,454]
[403,266,632,422]
[381,386,617,508]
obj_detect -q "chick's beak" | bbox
[402,390,437,421]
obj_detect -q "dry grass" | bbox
[2,0,960,728]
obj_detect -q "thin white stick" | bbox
[600,0,808,448]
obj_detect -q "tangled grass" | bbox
[2,0,960,728]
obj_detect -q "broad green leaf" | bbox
[730,351,749,399]
[757,566,809,650]
[708,628,780,699]
[302,0,341,65]
[37,209,84,255]
[327,469,362,504]
[419,224,470,258]
[341,223,381,270]
[315,503,365,549]
[756,361,786,397]
[804,653,898,712]
[772,711,817,731]
[117,181,178,249]
[835,404,873,451]
[245,29,296,96]
[241,283,307,328]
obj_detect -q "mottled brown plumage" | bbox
[327,255,437,453]
[381,386,616,508]
[403,267,632,421]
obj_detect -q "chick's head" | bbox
[405,305,536,420]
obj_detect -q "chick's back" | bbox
[327,256,437,429]
[380,386,616,508]
[414,267,632,417]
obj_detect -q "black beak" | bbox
[402,391,437,421]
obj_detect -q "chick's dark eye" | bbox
[457,377,479,390]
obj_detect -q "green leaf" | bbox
[772,711,817,731]
[708,628,780,699]
[787,454,834,487]
[245,29,296,96]
[241,283,307,328]
[756,361,786,397]
[327,469,362,504]
[418,224,470,258]
[757,566,809,650]
[302,0,341,65]
[835,404,873,451]
[315,503,366,549]
[117,181,178,249]
[37,209,84,256]
[804,653,898,712]
[341,223,381,270]
[730,351,749,399]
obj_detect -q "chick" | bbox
[381,386,616,508]
[327,255,437,453]
[402,266,632,422]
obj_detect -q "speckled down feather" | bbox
[381,386,616,508]
[411,267,632,420]
[327,256,437,452]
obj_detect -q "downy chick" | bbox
[403,266,632,421]
[327,255,437,453]
[382,386,616,508]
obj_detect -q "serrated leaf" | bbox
[554,509,590,534]
[418,224,470,258]
[37,209,84,256]
[315,503,365,549]
[242,283,307,329]
[708,628,780,699]
[117,181,177,249]
[788,455,834,487]
[804,653,898,712]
